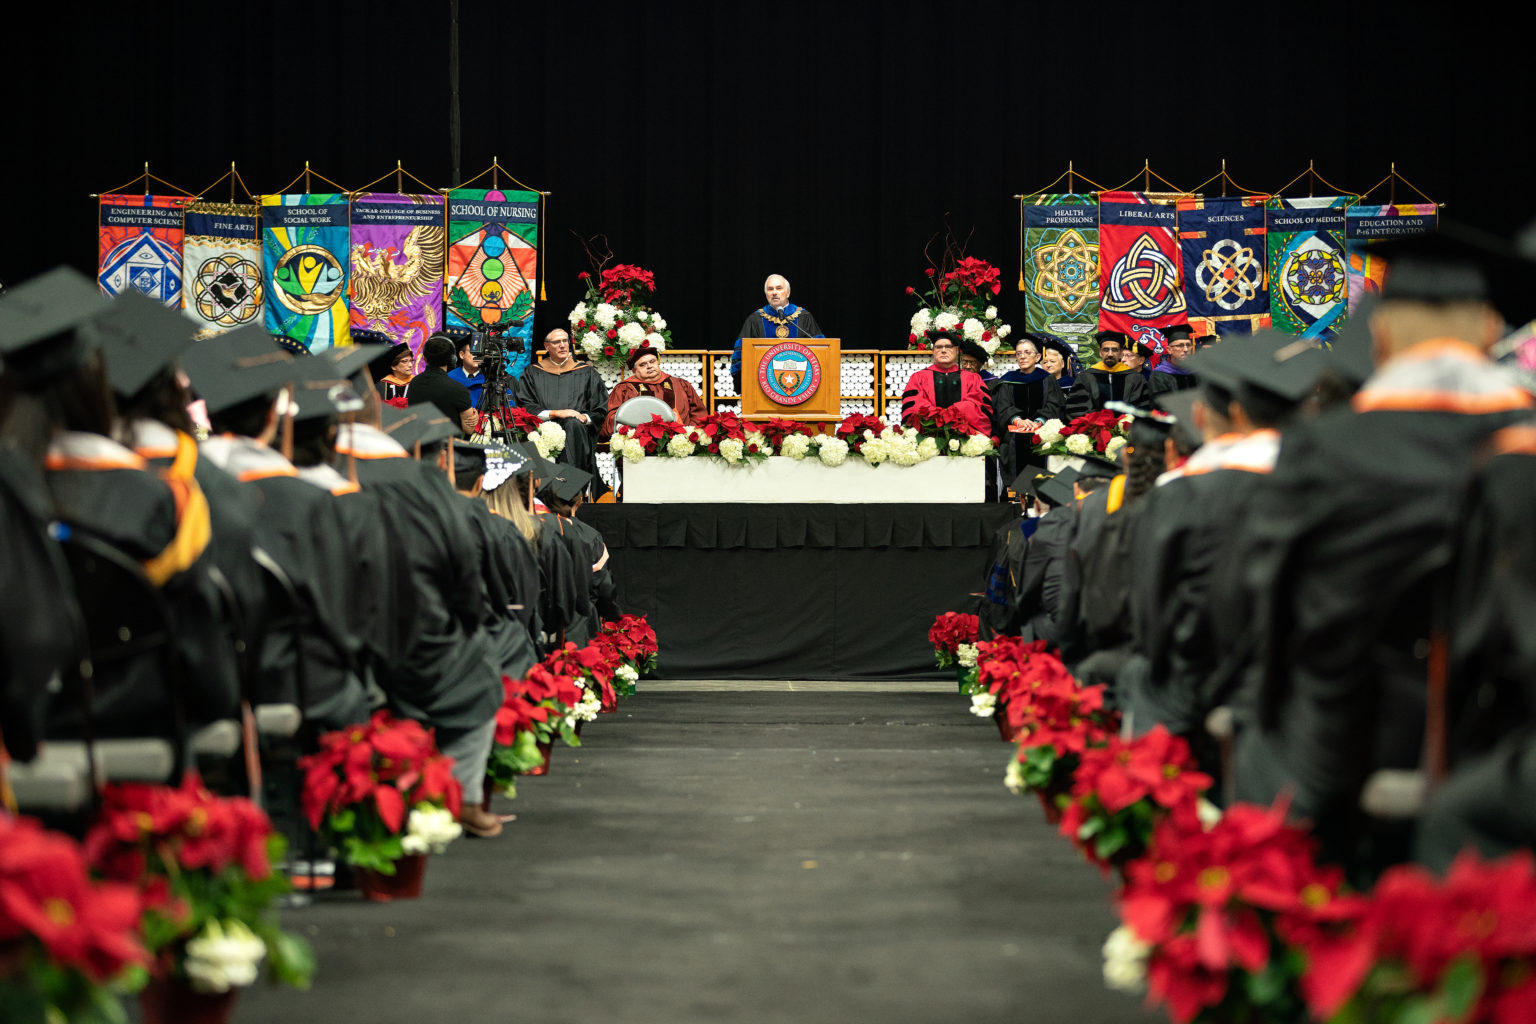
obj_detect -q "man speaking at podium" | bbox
[731,274,825,392]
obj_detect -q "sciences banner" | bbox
[261,193,351,352]
[1266,196,1349,340]
[1177,194,1271,336]
[1346,203,1438,315]
[182,202,263,332]
[1097,191,1188,350]
[1021,193,1100,360]
[98,193,193,305]
[445,188,540,378]
[348,192,446,361]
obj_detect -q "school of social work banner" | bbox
[446,188,540,377]
[261,194,351,352]
[98,194,193,305]
[1097,191,1188,349]
[182,201,262,332]
[1022,193,1100,357]
[1345,203,1438,315]
[348,192,445,361]
[1266,196,1349,340]
[1177,194,1271,336]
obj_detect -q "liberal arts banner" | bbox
[98,194,193,305]
[1346,203,1438,315]
[1021,194,1100,353]
[446,188,539,377]
[348,192,445,361]
[261,194,351,352]
[182,202,263,332]
[1098,191,1188,348]
[1177,194,1271,336]
[1266,196,1349,340]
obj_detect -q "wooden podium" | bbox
[740,337,842,421]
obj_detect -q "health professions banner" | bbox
[261,194,351,352]
[1021,194,1100,350]
[182,202,262,332]
[98,194,192,305]
[1177,194,1271,336]
[1097,191,1188,347]
[446,188,539,377]
[348,193,445,362]
[1266,196,1349,340]
[1345,203,1438,315]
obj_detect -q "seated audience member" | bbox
[901,331,993,435]
[516,328,609,492]
[1066,331,1151,416]
[448,336,487,410]
[375,343,415,402]
[601,345,704,440]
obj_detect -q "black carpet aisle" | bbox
[227,689,1159,1024]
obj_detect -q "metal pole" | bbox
[449,0,462,184]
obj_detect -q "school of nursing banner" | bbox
[1097,191,1189,350]
[1266,196,1350,340]
[1177,194,1271,336]
[1345,203,1438,315]
[98,193,193,305]
[261,193,351,352]
[1021,193,1101,359]
[181,201,263,332]
[348,192,446,363]
[445,188,540,378]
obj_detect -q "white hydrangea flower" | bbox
[933,310,960,331]
[948,438,960,452]
[985,305,998,319]
[961,434,993,458]
[665,434,695,458]
[888,441,921,466]
[401,803,463,855]
[1102,926,1151,994]
[635,310,649,321]
[719,438,745,463]
[780,434,812,460]
[862,439,888,465]
[817,436,849,467]
[1196,797,1223,829]
[573,690,602,722]
[616,322,646,346]
[980,338,1000,357]
[969,691,997,718]
[744,431,768,452]
[644,332,666,351]
[568,302,589,325]
[1105,436,1128,458]
[962,317,985,342]
[620,437,647,464]
[956,643,979,668]
[998,323,1013,339]
[1036,419,1065,445]
[581,333,605,360]
[1004,759,1025,795]
[183,919,266,993]
[910,308,933,332]
[592,303,619,328]
[616,663,639,685]
[1064,433,1093,455]
[650,314,667,330]
[917,437,940,460]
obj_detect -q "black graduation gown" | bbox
[530,517,579,651]
[1016,512,1070,644]
[465,500,539,679]
[1147,366,1199,396]
[732,306,825,391]
[977,515,1031,639]
[536,510,619,646]
[1067,366,1151,418]
[515,363,609,484]
[994,368,1066,478]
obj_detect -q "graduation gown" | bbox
[994,368,1065,474]
[731,303,824,390]
[1148,363,1198,396]
[978,515,1035,639]
[515,361,608,482]
[465,500,539,679]
[529,515,580,650]
[535,509,620,646]
[601,373,704,440]
[900,365,994,435]
[1067,363,1151,417]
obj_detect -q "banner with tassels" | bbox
[347,192,446,361]
[1345,203,1438,315]
[98,193,193,305]
[445,188,540,378]
[1021,194,1100,353]
[182,201,263,332]
[1177,194,1271,336]
[1266,196,1349,339]
[261,193,351,353]
[1097,191,1189,348]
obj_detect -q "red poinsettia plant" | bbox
[612,414,685,455]
[595,263,656,305]
[487,665,586,795]
[298,711,463,874]
[902,403,999,456]
[928,611,979,668]
[757,417,820,450]
[1033,409,1132,459]
[594,614,659,677]
[835,413,889,455]
[569,256,672,371]
[905,235,1013,351]
[83,775,314,995]
[0,814,147,1023]
[545,641,621,712]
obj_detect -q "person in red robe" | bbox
[600,345,705,440]
[900,331,993,434]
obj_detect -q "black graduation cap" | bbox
[0,267,108,387]
[1009,466,1049,500]
[1133,339,1158,360]
[506,440,554,482]
[1036,466,1079,507]
[1039,336,1076,365]
[391,410,457,450]
[91,290,199,397]
[370,342,412,381]
[926,329,961,347]
[1153,389,1205,452]
[1183,331,1322,404]
[1324,295,1378,387]
[1165,325,1194,342]
[480,444,528,490]
[313,343,390,382]
[179,324,297,414]
[957,337,989,364]
[451,438,492,480]
[281,359,366,422]
[1370,221,1534,323]
[538,464,594,505]
[1076,450,1122,479]
[1094,330,1128,346]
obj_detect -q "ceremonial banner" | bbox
[1346,203,1438,315]
[182,202,263,332]
[1177,194,1271,336]
[1022,194,1100,357]
[98,193,193,305]
[261,194,351,352]
[348,192,445,361]
[1266,197,1349,340]
[446,188,539,377]
[1097,191,1188,349]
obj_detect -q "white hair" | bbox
[764,274,791,296]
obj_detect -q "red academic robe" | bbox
[900,364,993,435]
[601,373,704,440]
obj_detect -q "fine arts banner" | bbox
[182,201,262,332]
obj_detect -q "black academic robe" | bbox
[536,510,620,646]
[1148,365,1199,396]
[465,500,539,680]
[1067,365,1151,418]
[515,363,609,488]
[732,305,825,391]
[994,368,1066,476]
[1017,512,1072,644]
[531,517,580,651]
[977,515,1032,639]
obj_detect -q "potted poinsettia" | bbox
[568,263,672,372]
[489,664,586,787]
[593,613,659,682]
[1033,410,1131,465]
[505,406,567,460]
[1001,664,1119,820]
[298,711,464,902]
[82,776,315,1023]
[906,404,998,458]
[906,252,1013,355]
[0,814,148,1024]
[544,641,623,716]
[928,611,979,673]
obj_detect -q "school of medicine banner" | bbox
[182,201,262,332]
[348,192,445,361]
[1346,203,1438,315]
[261,193,351,352]
[1177,194,1271,336]
[1021,194,1100,356]
[98,194,192,305]
[446,188,540,377]
[1266,196,1349,340]
[1097,191,1188,348]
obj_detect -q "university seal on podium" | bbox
[757,341,821,406]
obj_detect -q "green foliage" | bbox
[558,719,581,748]
[0,956,129,1024]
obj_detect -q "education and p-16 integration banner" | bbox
[98,193,193,306]
[261,193,351,353]
[1266,196,1349,340]
[182,201,262,332]
[1177,194,1270,336]
[1097,190,1188,350]
[1021,193,1100,361]
[348,192,445,363]
[446,188,539,378]
[1346,203,1438,315]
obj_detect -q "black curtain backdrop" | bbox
[9,6,1534,349]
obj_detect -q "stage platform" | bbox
[577,503,1015,680]
[619,456,985,503]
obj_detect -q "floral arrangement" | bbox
[610,412,995,467]
[567,263,671,372]
[1033,410,1131,460]
[593,614,660,679]
[0,814,147,1023]
[927,611,979,669]
[83,776,315,996]
[904,403,999,458]
[544,642,622,714]
[299,711,464,875]
[487,664,586,795]
[906,253,1013,355]
[501,407,568,460]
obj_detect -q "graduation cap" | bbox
[1153,389,1205,452]
[1039,336,1076,365]
[1370,221,1535,324]
[1094,330,1128,346]
[925,329,962,347]
[91,290,200,397]
[481,445,528,491]
[388,408,457,451]
[1075,449,1122,479]
[1107,400,1175,449]
[957,337,989,364]
[1036,466,1079,507]
[537,464,593,505]
[506,440,555,483]
[1009,466,1053,504]
[451,438,493,480]
[1183,331,1322,405]
[179,324,297,414]
[313,343,390,382]
[1165,325,1194,343]
[278,360,366,423]
[0,267,108,387]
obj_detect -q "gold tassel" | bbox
[539,192,548,301]
[1017,197,1026,291]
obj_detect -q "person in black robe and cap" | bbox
[731,274,825,393]
[374,342,415,402]
[534,464,621,646]
[1149,326,1199,396]
[516,327,609,494]
[1067,331,1151,417]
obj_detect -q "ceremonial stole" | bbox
[348,193,446,362]
[261,194,351,353]
[1021,194,1100,356]
[1346,203,1438,315]
[98,193,193,305]
[1266,196,1349,340]
[1177,195,1271,336]
[1098,191,1189,350]
[182,202,262,332]
[446,188,540,378]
